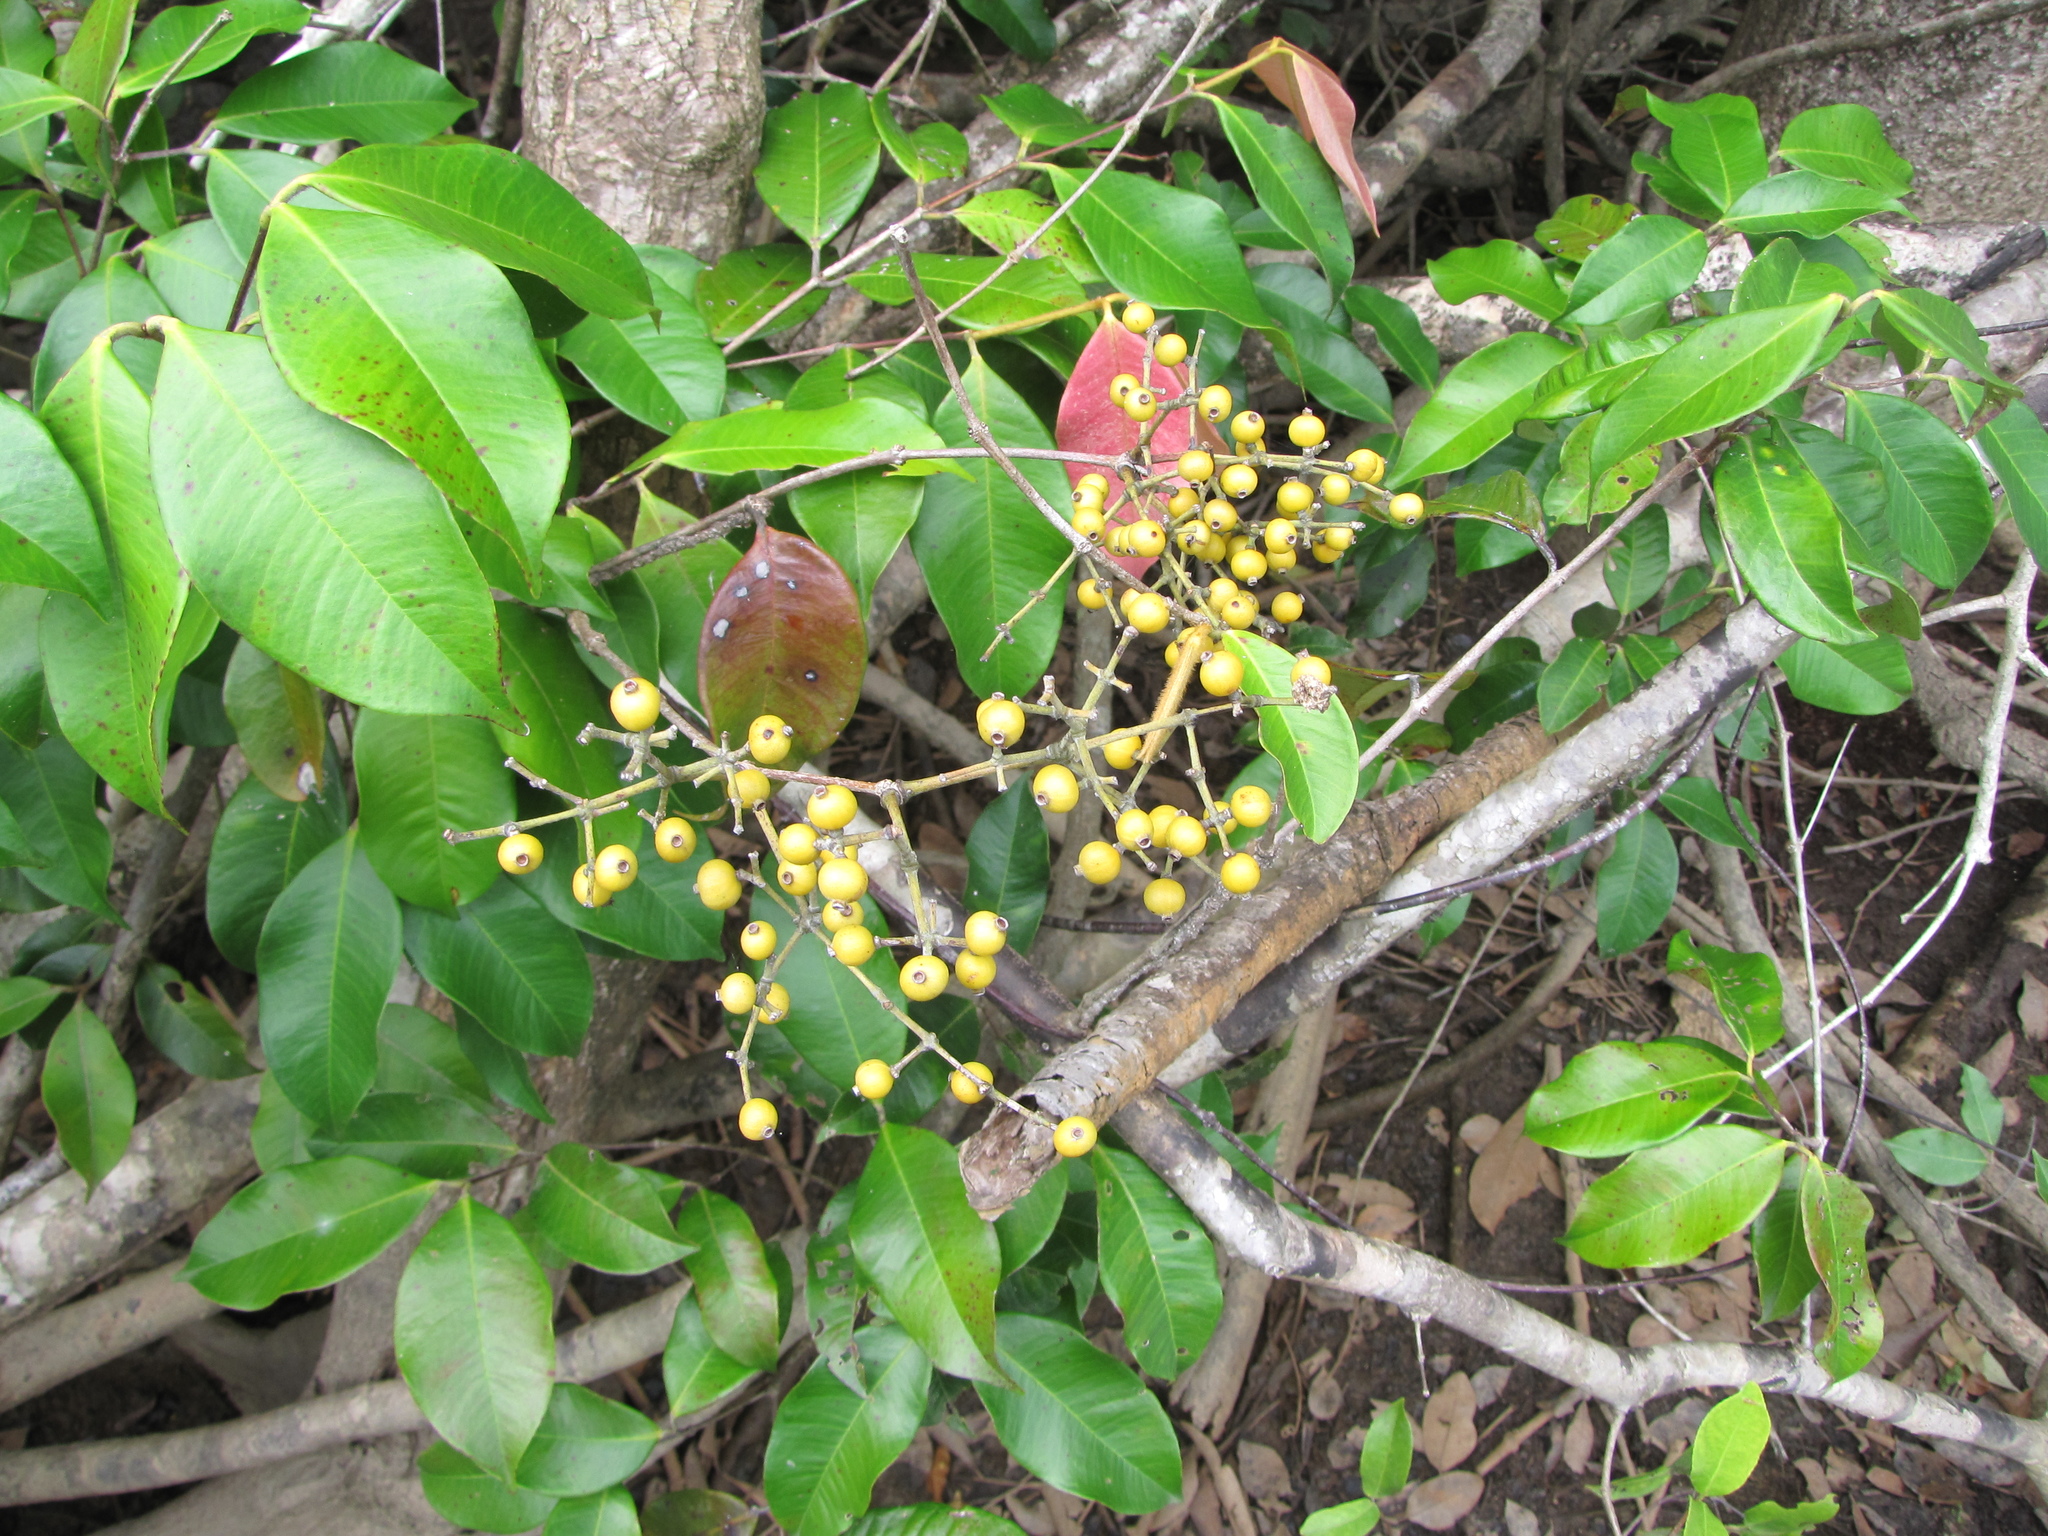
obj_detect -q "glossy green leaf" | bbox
[203,146,350,266]
[136,963,252,1078]
[1730,238,1855,313]
[1043,165,1268,331]
[1425,240,1567,320]
[42,1003,133,1194]
[0,391,111,616]
[632,491,741,712]
[185,1154,437,1308]
[519,818,722,964]
[1253,265,1392,424]
[1357,1398,1413,1499]
[766,1326,930,1536]
[852,1122,1001,1383]
[1390,332,1576,487]
[0,976,57,1040]
[1668,931,1783,1053]
[840,1507,1026,1536]
[636,398,944,478]
[953,189,1100,280]
[2,210,87,320]
[848,252,1084,332]
[0,64,89,136]
[1537,637,1606,732]
[1735,1499,1838,1536]
[118,0,305,95]
[404,880,594,1059]
[1222,629,1358,841]
[397,1196,556,1480]
[1643,91,1767,212]
[1565,1125,1786,1268]
[1564,215,1705,326]
[1216,98,1350,291]
[910,357,1072,697]
[355,710,513,917]
[964,776,1049,953]
[1777,104,1911,195]
[31,259,164,406]
[1867,288,1991,378]
[1778,636,1910,715]
[219,640,323,804]
[788,468,923,619]
[696,244,826,340]
[1683,1498,1729,1536]
[419,1441,560,1535]
[1526,1038,1750,1157]
[0,584,42,753]
[1444,657,1542,751]
[1660,776,1756,851]
[1839,390,1992,588]
[0,735,114,918]
[212,41,472,143]
[520,1143,692,1274]
[977,1314,1181,1513]
[663,1289,755,1418]
[1720,171,1905,239]
[515,1384,658,1498]
[55,0,133,112]
[754,82,878,248]
[1532,194,1634,260]
[1527,331,1680,421]
[376,1002,493,1108]
[994,1157,1068,1276]
[1713,430,1868,645]
[309,142,653,318]
[492,604,636,848]
[956,0,1053,58]
[675,1188,779,1370]
[308,1091,515,1179]
[1752,1169,1821,1323]
[871,89,968,183]
[1690,1383,1770,1497]
[1799,1158,1881,1379]
[559,258,724,436]
[258,830,401,1128]
[1300,1501,1379,1536]
[1542,415,1658,527]
[152,320,511,723]
[1594,809,1677,957]
[1592,298,1840,474]
[983,83,1114,151]
[1604,504,1670,616]
[206,767,347,971]
[1885,1127,1985,1185]
[1971,399,2048,570]
[1344,283,1439,389]
[1093,1146,1220,1382]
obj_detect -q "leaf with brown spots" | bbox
[699,527,864,765]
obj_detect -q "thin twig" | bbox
[478,0,525,144]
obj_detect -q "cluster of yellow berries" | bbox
[1039,772,1272,911]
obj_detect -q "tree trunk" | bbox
[520,0,766,260]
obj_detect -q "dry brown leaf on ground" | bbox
[1308,1370,1345,1422]
[1974,1030,2015,1087]
[1470,1364,1513,1410]
[1459,1112,1502,1153]
[1320,1174,1415,1211]
[1826,1446,1867,1492]
[1562,1401,1596,1474]
[2019,972,2048,1041]
[1355,1204,1419,1242]
[1236,1442,1293,1506]
[1866,1466,1908,1497]
[1404,1472,1486,1531]
[1879,1248,1937,1329]
[1424,1106,1450,1146]
[1502,1499,1540,1536]
[1468,1105,1557,1233]
[1419,1371,1478,1471]
[1796,1457,1832,1503]
[1628,1312,1680,1348]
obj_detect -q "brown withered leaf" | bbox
[1418,1371,1477,1471]
[1403,1472,1484,1531]
[1469,1105,1557,1234]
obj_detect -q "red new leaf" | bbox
[1248,39,1377,235]
[698,528,865,764]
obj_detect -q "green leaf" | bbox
[515,1383,658,1497]
[222,640,325,802]
[0,64,90,136]
[1542,415,1657,527]
[1532,194,1634,261]
[152,320,511,724]
[419,1441,560,1536]
[1221,630,1359,842]
[1350,532,1431,640]
[1691,1383,1771,1498]
[849,252,1085,332]
[910,358,1073,697]
[1527,332,1680,421]
[1668,931,1783,1054]
[404,880,595,1059]
[964,777,1049,953]
[376,1002,493,1108]
[520,818,722,965]
[0,735,114,918]
[840,1507,1026,1536]
[1527,1038,1751,1157]
[203,146,351,266]
[789,468,923,620]
[356,710,513,917]
[1713,430,1869,645]
[696,244,827,340]
[1684,1499,1730,1536]
[1960,1063,2004,1146]
[852,1122,1002,1383]
[1660,776,1757,851]
[1778,636,1910,715]
[954,189,1099,280]
[1043,166,1269,331]
[42,1003,133,1194]
[1644,92,1767,213]
[765,1326,931,1536]
[0,392,112,616]
[1730,238,1855,313]
[1300,1502,1379,1536]
[1752,1169,1821,1323]
[397,1196,556,1480]
[30,259,164,407]
[1777,104,1911,196]
[38,336,201,818]
[977,1314,1181,1513]
[1344,284,1438,389]
[559,257,724,436]
[528,1141,692,1274]
[1216,98,1351,291]
[1866,288,1991,379]
[1444,658,1542,750]
[632,491,740,713]
[258,830,401,1128]
[805,1186,866,1392]
[664,1289,755,1417]
[1595,809,1677,956]
[212,41,473,143]
[260,205,568,579]
[1563,215,1706,326]
[0,976,57,1040]
[1356,1398,1412,1499]
[635,398,945,478]
[136,963,252,1079]
[872,90,969,183]
[206,767,347,971]
[118,0,306,96]
[55,0,133,111]
[676,1187,780,1370]
[308,1091,513,1181]
[955,0,1053,58]
[1426,239,1567,320]
[1735,1498,1839,1536]
[309,143,654,318]
[491,604,636,848]
[250,1072,314,1173]
[1093,1146,1220,1382]
[1565,1125,1787,1268]
[994,1157,1068,1276]
[1799,1158,1881,1379]
[1605,504,1670,615]
[1971,400,2048,571]
[1838,390,1992,588]
[1720,171,1905,239]
[1591,299,1841,475]
[983,83,1115,151]
[1252,266,1392,423]
[1390,332,1576,487]
[1538,637,1606,732]
[544,1489,640,1536]
[755,83,878,248]
[185,1154,437,1308]
[1884,1127,1985,1185]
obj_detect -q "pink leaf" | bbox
[1249,39,1378,235]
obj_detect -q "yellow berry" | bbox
[609,676,661,732]
[1073,508,1106,540]
[1176,522,1209,555]
[757,983,790,1023]
[978,697,1027,747]
[1275,480,1314,515]
[1229,410,1265,444]
[950,1061,994,1103]
[1168,485,1200,518]
[1219,592,1259,629]
[1219,463,1259,499]
[1311,540,1342,564]
[1203,498,1239,534]
[1208,576,1238,602]
[1267,547,1298,573]
[1127,520,1166,558]
[1124,389,1157,423]
[1078,472,1110,495]
[1346,448,1387,485]
[1220,852,1262,894]
[694,858,742,910]
[655,817,697,862]
[1230,784,1274,827]
[1034,763,1080,813]
[728,768,769,808]
[777,860,818,896]
[1229,547,1269,583]
[808,784,858,830]
[1287,411,1326,448]
[718,972,758,1014]
[1323,524,1355,551]
[854,1058,895,1100]
[1122,301,1155,334]
[1199,650,1244,697]
[572,863,613,908]
[748,714,793,764]
[737,1097,778,1140]
[1270,592,1304,624]
[1054,1116,1098,1157]
[1148,803,1181,843]
[1178,449,1215,483]
[1152,331,1188,367]
[1264,517,1299,552]
[778,821,819,865]
[1292,654,1333,687]
[818,856,869,904]
[964,910,1009,956]
[1165,814,1208,858]
[1078,577,1110,609]
[1126,593,1170,633]
[1144,877,1186,916]
[594,843,638,892]
[740,920,777,961]
[1076,840,1123,885]
[1101,734,1141,770]
[1321,474,1353,506]
[497,832,543,874]
[1388,492,1426,527]
[954,951,997,992]
[831,923,876,965]
[1199,383,1233,422]
[820,898,861,933]
[900,954,950,1001]
[1116,806,1155,850]
[1108,371,1141,404]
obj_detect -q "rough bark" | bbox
[0,1261,220,1414]
[520,0,766,260]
